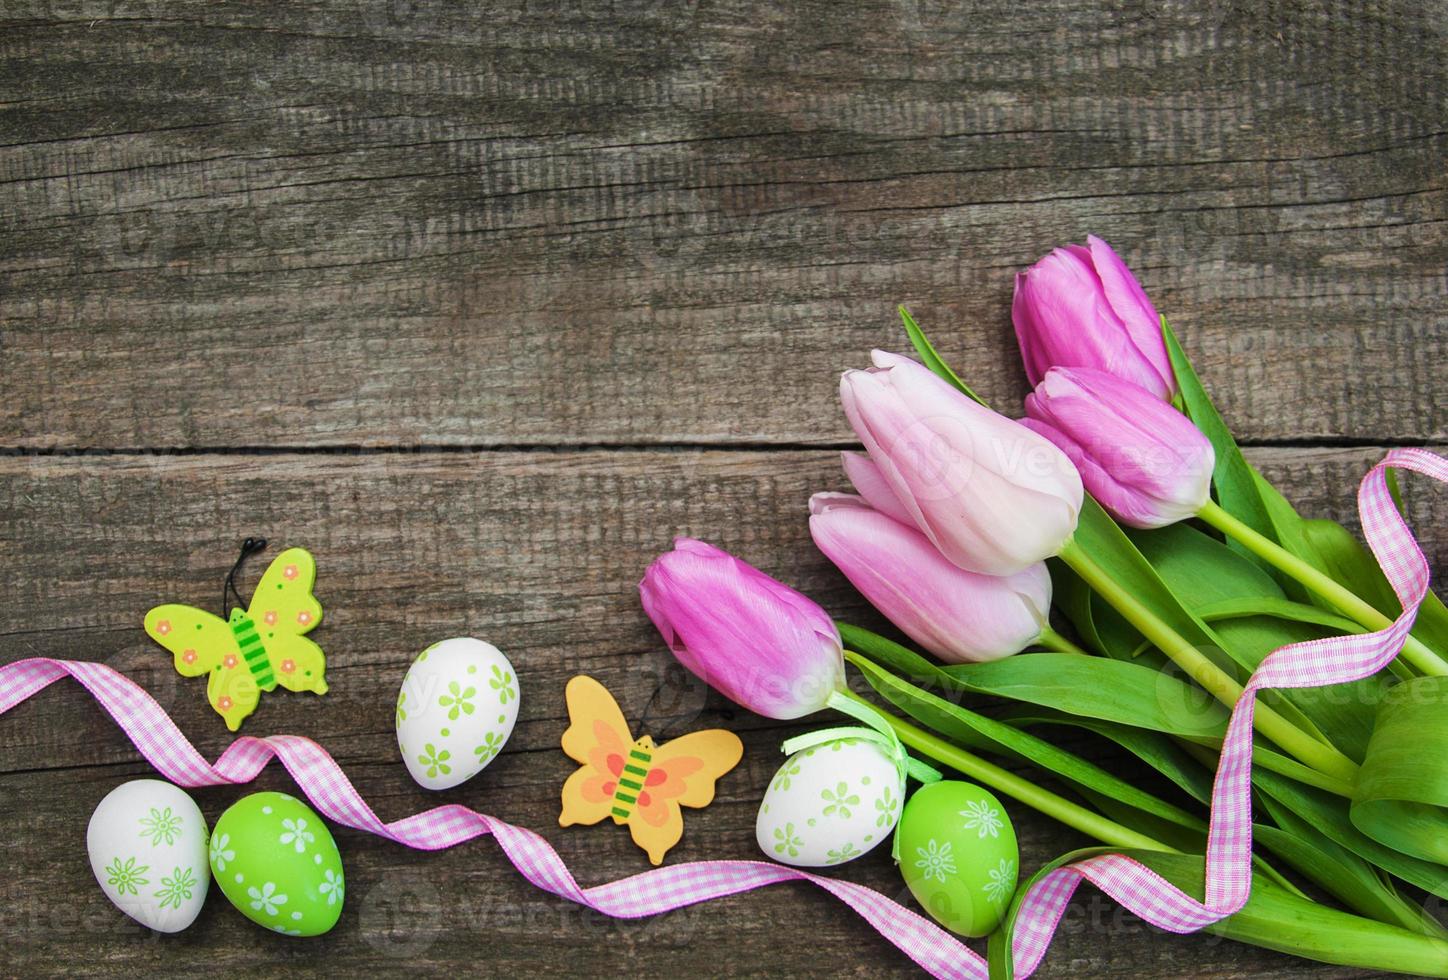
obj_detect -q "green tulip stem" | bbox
[1037,626,1092,657]
[1197,499,1448,678]
[1057,540,1361,787]
[833,686,1175,853]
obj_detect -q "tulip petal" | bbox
[841,452,916,527]
[1086,235,1174,397]
[810,494,1049,663]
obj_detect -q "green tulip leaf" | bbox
[1351,676,1448,866]
[1197,595,1366,634]
[1072,785,1207,855]
[999,707,1214,805]
[1125,851,1448,976]
[1254,765,1448,897]
[1127,522,1283,606]
[848,654,1207,835]
[1197,596,1412,687]
[841,621,1230,740]
[838,620,944,678]
[990,848,1448,978]
[897,306,988,406]
[1299,518,1401,618]
[940,654,1230,740]
[1257,793,1448,937]
[1161,317,1280,574]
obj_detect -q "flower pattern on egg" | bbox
[319,869,344,906]
[914,839,956,883]
[489,664,516,704]
[959,799,1004,839]
[983,858,1016,906]
[474,731,505,764]
[279,817,315,854]
[438,681,476,720]
[247,881,287,916]
[820,782,860,819]
[155,866,197,910]
[772,823,803,858]
[105,856,149,896]
[139,806,183,846]
[210,832,235,872]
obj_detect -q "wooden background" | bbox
[1,0,1444,975]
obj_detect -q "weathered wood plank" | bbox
[1,2,1443,449]
[0,446,1440,975]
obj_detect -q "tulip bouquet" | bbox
[640,236,1448,975]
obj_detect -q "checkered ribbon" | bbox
[0,449,1440,977]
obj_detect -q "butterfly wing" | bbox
[560,675,637,829]
[205,659,262,732]
[245,547,326,696]
[144,604,232,677]
[262,633,329,695]
[626,729,744,865]
[246,547,323,637]
[144,604,261,730]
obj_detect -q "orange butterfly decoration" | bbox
[559,675,743,865]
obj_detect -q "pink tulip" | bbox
[1012,235,1176,401]
[1023,366,1214,529]
[839,350,1083,576]
[810,493,1051,663]
[639,537,845,719]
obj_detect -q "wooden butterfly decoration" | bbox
[143,538,328,731]
[559,674,743,865]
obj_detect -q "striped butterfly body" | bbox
[144,545,328,731]
[607,737,662,821]
[559,675,743,865]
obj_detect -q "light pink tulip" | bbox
[639,537,845,719]
[839,350,1083,576]
[1023,366,1214,529]
[1012,235,1176,401]
[810,493,1051,663]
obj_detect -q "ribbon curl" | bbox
[0,448,1442,978]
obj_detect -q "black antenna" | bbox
[223,537,268,618]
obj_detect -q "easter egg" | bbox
[396,637,520,791]
[87,779,210,932]
[210,791,344,936]
[755,736,903,867]
[897,781,1018,937]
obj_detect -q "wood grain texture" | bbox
[0,0,1443,449]
[1,0,1444,975]
[0,446,1442,976]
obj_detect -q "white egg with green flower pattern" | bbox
[87,779,210,932]
[755,736,903,867]
[397,637,520,790]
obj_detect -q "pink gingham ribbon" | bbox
[0,657,984,977]
[0,449,1441,977]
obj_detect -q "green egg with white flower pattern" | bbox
[210,791,344,936]
[897,781,1017,938]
